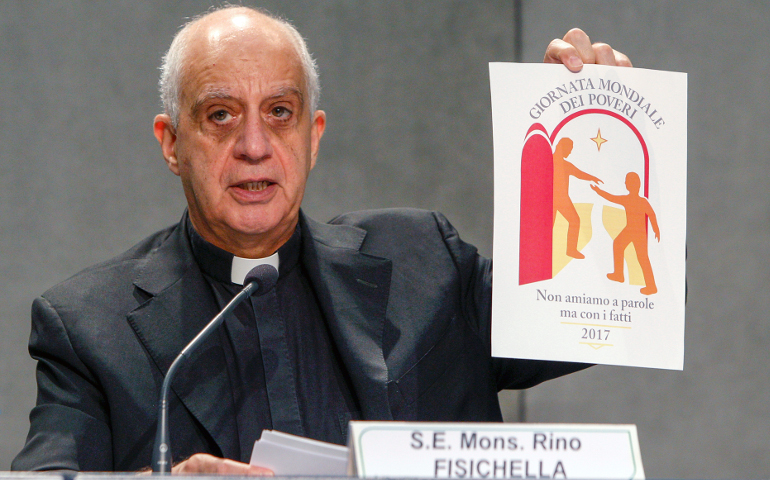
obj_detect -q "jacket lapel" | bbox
[125,211,394,453]
[301,214,394,420]
[126,219,239,459]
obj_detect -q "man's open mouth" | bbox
[238,181,272,192]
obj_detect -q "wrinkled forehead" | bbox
[180,11,305,101]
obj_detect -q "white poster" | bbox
[490,63,687,370]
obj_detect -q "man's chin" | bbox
[235,211,297,234]
[228,212,298,243]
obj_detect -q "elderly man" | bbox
[13,6,631,474]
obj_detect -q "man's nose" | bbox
[233,114,274,162]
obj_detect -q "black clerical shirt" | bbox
[187,218,360,461]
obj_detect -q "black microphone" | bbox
[151,263,279,473]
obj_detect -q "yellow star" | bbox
[591,129,608,151]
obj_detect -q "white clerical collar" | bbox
[230,252,280,286]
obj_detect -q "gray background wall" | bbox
[0,1,767,477]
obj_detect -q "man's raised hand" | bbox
[544,28,632,72]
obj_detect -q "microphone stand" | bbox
[151,264,277,473]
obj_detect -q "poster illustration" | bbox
[489,63,687,370]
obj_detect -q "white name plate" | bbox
[348,422,644,479]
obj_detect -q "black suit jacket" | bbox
[13,209,584,471]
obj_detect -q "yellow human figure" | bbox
[591,172,660,295]
[552,137,603,259]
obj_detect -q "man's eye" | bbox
[271,106,291,119]
[210,110,232,123]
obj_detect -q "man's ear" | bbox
[153,114,180,176]
[309,110,326,170]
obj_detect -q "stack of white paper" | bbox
[249,430,349,476]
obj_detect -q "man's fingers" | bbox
[592,42,616,66]
[562,28,595,64]
[544,27,632,71]
[614,49,633,67]
[172,453,274,476]
[591,43,633,67]
[544,28,595,72]
[544,39,584,72]
[245,463,275,476]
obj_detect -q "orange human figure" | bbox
[552,137,603,259]
[591,172,660,295]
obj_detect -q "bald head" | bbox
[159,6,319,126]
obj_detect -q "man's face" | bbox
[155,13,325,257]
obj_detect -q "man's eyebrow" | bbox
[267,87,306,112]
[190,89,235,116]
[268,87,303,100]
